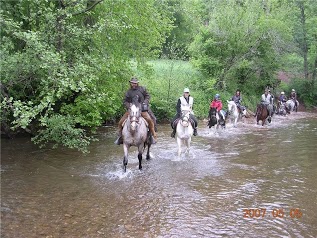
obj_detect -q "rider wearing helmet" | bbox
[290,89,298,107]
[210,94,226,120]
[170,88,198,138]
[114,77,157,145]
[279,91,287,103]
[231,89,246,113]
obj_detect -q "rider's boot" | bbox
[193,127,198,136]
[171,126,176,138]
[114,128,123,145]
[149,124,157,144]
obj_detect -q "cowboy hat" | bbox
[129,77,139,83]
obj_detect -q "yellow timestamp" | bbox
[243,208,303,219]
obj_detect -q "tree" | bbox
[0,0,172,152]
[188,0,293,93]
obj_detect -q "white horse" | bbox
[227,100,246,127]
[176,108,194,157]
[286,99,299,113]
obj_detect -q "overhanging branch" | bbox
[72,0,104,16]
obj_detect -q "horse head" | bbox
[227,100,236,115]
[208,107,218,128]
[129,103,141,132]
[180,108,191,127]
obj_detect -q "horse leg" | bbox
[186,138,191,155]
[262,119,265,126]
[138,152,142,170]
[138,144,145,170]
[234,117,238,127]
[177,137,182,157]
[123,144,129,172]
[146,143,151,160]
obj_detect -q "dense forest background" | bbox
[1,0,316,152]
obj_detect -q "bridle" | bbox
[181,110,190,127]
[129,104,141,131]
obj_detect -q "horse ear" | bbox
[227,100,230,103]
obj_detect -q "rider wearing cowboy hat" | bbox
[114,77,157,145]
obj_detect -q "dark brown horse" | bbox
[255,103,269,126]
[208,107,225,129]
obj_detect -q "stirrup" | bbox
[150,135,157,144]
[193,129,198,136]
[171,131,176,138]
[114,136,123,145]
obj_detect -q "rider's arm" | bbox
[123,91,131,109]
[176,99,181,114]
[142,87,150,105]
[218,101,223,111]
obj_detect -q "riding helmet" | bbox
[215,94,220,99]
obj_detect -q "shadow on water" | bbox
[1,112,317,237]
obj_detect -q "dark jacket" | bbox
[123,86,150,109]
[231,95,241,104]
[290,92,297,100]
[279,95,287,102]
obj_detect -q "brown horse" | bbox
[255,103,269,126]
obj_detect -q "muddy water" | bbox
[1,112,317,238]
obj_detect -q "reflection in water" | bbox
[1,112,317,237]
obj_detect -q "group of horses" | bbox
[256,99,299,126]
[117,98,299,172]
[118,100,244,172]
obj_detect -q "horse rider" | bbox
[290,89,298,107]
[261,88,274,122]
[114,77,157,145]
[210,94,226,120]
[231,89,246,113]
[279,91,287,103]
[170,88,198,138]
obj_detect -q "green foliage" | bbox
[32,114,94,153]
[140,59,208,120]
[287,78,317,108]
[160,0,201,59]
[189,0,292,93]
[0,0,173,152]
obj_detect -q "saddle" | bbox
[122,117,149,128]
[172,117,195,129]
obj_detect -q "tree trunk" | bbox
[299,1,309,79]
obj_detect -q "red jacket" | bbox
[210,99,223,111]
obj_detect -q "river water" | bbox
[1,112,317,238]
